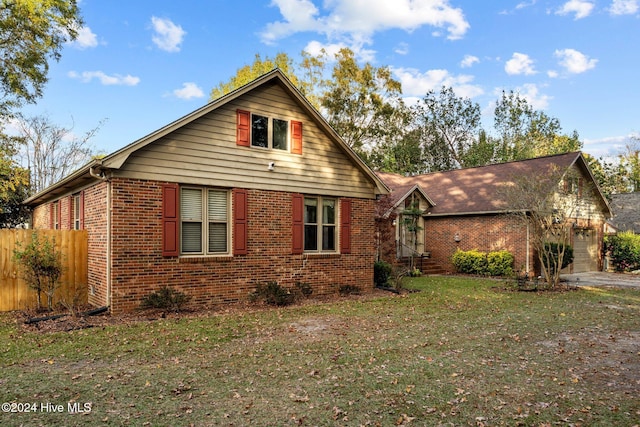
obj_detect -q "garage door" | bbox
[572,230,598,272]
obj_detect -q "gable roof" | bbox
[608,192,640,233]
[377,152,612,217]
[25,69,388,206]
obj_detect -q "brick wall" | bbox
[423,214,533,274]
[107,178,375,313]
[32,182,109,307]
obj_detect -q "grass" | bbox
[1,276,639,426]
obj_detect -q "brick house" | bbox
[24,70,388,313]
[377,152,612,275]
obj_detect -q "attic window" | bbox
[237,109,301,154]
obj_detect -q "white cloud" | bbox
[505,53,536,75]
[554,48,598,73]
[68,71,140,86]
[303,40,376,62]
[460,54,479,68]
[556,0,595,19]
[392,67,484,99]
[609,0,639,15]
[394,42,409,55]
[172,82,204,100]
[69,25,98,49]
[261,0,470,48]
[151,17,186,52]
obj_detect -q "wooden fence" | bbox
[0,229,88,311]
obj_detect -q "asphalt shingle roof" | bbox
[377,152,585,216]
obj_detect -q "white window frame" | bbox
[180,187,231,256]
[250,113,289,151]
[304,196,337,253]
[72,193,81,230]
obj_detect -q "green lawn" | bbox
[1,276,639,426]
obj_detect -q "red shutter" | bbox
[340,199,352,254]
[162,184,179,257]
[49,203,54,229]
[292,194,304,254]
[233,189,248,255]
[237,109,250,147]
[291,120,303,155]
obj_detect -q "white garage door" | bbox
[572,230,598,272]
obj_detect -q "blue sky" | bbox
[17,0,640,160]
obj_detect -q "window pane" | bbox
[208,223,227,253]
[323,199,335,224]
[182,222,202,253]
[322,225,336,251]
[304,225,317,251]
[208,190,227,221]
[251,115,268,148]
[304,198,317,223]
[273,119,288,150]
[181,188,202,220]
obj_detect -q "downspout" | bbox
[89,166,112,308]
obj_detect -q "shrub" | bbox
[250,281,295,306]
[605,231,640,271]
[374,260,392,287]
[486,250,514,276]
[13,232,64,311]
[294,281,313,298]
[542,242,574,271]
[451,249,488,275]
[451,249,514,276]
[140,286,191,311]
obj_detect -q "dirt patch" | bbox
[539,329,640,393]
[14,288,390,334]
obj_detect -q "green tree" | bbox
[0,0,82,117]
[0,135,29,227]
[320,48,404,158]
[413,86,483,170]
[618,138,640,192]
[210,52,301,101]
[493,91,580,162]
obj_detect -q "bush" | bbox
[605,231,640,271]
[13,232,64,311]
[542,242,574,271]
[374,260,392,287]
[486,250,514,276]
[140,286,191,311]
[250,281,295,306]
[451,249,514,276]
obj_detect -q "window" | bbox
[72,193,82,230]
[250,114,288,150]
[304,197,336,251]
[180,188,229,255]
[52,201,60,230]
[237,110,301,153]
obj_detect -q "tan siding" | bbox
[116,84,376,199]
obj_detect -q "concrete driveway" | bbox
[561,271,640,288]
